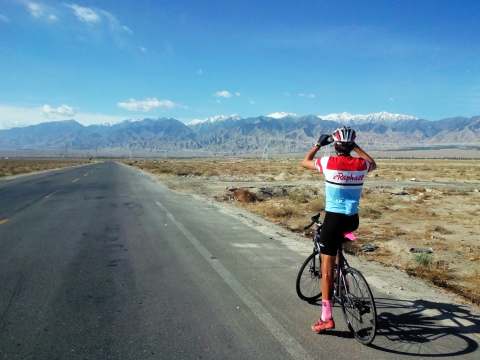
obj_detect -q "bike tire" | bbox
[296,252,321,302]
[340,267,377,345]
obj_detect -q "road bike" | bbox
[296,212,377,345]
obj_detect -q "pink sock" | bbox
[321,300,333,321]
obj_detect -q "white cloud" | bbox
[42,104,76,118]
[122,25,133,34]
[65,3,100,23]
[26,1,43,18]
[98,8,132,36]
[68,5,134,47]
[22,1,58,22]
[235,92,241,97]
[0,103,125,129]
[214,90,232,98]
[298,93,316,99]
[117,97,177,112]
[0,14,10,23]
[249,99,256,105]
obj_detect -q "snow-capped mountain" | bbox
[266,112,297,119]
[1,114,478,154]
[188,114,241,126]
[317,111,417,122]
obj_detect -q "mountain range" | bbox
[0,112,479,155]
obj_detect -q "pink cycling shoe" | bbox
[311,318,335,333]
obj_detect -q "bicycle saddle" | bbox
[343,232,357,241]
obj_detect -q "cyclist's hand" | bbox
[317,134,334,147]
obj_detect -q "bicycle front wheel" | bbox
[340,267,377,345]
[296,252,321,302]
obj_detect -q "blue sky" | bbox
[0,0,479,128]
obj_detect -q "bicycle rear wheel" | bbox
[296,252,321,302]
[340,267,377,345]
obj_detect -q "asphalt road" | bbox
[0,161,479,360]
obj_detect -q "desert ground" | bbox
[0,158,90,178]
[125,157,480,304]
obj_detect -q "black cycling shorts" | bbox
[319,211,359,256]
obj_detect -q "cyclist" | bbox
[301,126,376,333]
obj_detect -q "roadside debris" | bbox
[409,247,434,254]
[390,188,409,195]
[361,243,378,252]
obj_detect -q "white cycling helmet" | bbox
[332,126,356,143]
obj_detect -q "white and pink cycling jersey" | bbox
[314,155,373,215]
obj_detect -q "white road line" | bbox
[155,200,315,360]
[44,191,58,199]
[83,172,89,177]
[72,178,80,183]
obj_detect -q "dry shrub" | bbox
[429,225,453,235]
[409,187,426,194]
[407,266,480,304]
[204,169,220,176]
[130,158,308,179]
[231,188,257,203]
[245,199,291,217]
[379,226,407,240]
[307,198,324,212]
[360,206,382,219]
[0,159,88,177]
[264,204,295,218]
[288,190,310,204]
[286,218,308,232]
[406,265,453,288]
[442,188,471,196]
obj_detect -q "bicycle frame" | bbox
[333,244,349,306]
[312,229,350,306]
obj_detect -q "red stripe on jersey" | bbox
[314,158,322,172]
[326,156,368,171]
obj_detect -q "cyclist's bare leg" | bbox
[312,253,336,331]
[321,254,335,299]
[320,253,336,322]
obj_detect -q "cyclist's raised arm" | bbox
[301,134,333,171]
[353,144,377,171]
[301,144,320,170]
